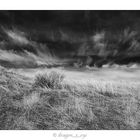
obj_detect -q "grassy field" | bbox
[0,66,140,130]
[1,14,140,130]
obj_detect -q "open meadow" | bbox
[0,65,140,130]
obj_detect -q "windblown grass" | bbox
[0,67,140,130]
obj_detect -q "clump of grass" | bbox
[33,71,65,89]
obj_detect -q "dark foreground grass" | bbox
[0,66,140,130]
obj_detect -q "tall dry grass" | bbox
[0,67,140,129]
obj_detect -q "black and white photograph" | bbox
[0,9,140,131]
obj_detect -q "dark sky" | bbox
[0,11,140,32]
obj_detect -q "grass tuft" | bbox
[33,71,65,89]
